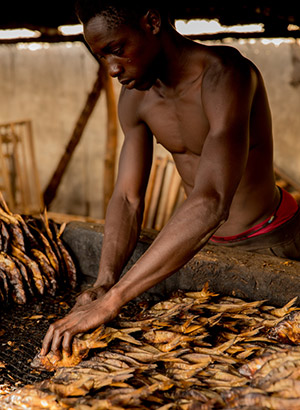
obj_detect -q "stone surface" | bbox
[62,221,300,306]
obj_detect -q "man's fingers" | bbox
[41,297,112,358]
[50,326,65,357]
[41,318,70,356]
[41,322,56,356]
[62,330,75,355]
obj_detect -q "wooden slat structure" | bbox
[142,156,300,232]
[275,165,300,204]
[0,120,43,214]
[142,155,186,230]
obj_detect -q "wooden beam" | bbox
[2,28,300,45]
[43,64,104,208]
[187,29,300,42]
[0,34,84,45]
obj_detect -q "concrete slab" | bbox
[62,221,300,306]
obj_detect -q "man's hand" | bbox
[71,284,111,311]
[41,291,121,357]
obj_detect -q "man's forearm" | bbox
[110,193,227,304]
[94,192,144,288]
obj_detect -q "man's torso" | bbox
[120,44,279,236]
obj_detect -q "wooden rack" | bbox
[275,166,300,204]
[142,156,186,230]
[0,120,43,214]
[142,158,300,232]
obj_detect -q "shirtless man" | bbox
[41,1,300,356]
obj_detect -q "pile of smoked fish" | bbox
[0,196,77,306]
[2,284,300,409]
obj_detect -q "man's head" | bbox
[76,1,171,90]
[75,0,168,29]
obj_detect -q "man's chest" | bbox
[140,90,210,155]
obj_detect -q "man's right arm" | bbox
[75,89,153,305]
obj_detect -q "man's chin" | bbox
[133,80,154,91]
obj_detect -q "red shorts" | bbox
[210,187,298,244]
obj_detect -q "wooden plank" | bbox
[142,155,158,228]
[103,64,118,217]
[11,123,30,212]
[155,159,175,230]
[47,211,105,225]
[0,133,14,208]
[144,156,168,229]
[162,165,182,226]
[27,120,44,210]
[0,120,43,214]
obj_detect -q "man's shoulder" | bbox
[203,44,246,64]
[119,87,146,111]
[118,87,148,128]
[202,44,257,86]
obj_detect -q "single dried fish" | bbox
[269,296,298,318]
[31,248,58,296]
[268,310,300,344]
[11,245,45,295]
[0,385,67,409]
[0,252,26,304]
[40,367,136,397]
[31,326,107,371]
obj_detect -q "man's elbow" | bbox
[194,191,231,227]
[217,196,231,223]
[117,190,145,213]
[213,200,230,230]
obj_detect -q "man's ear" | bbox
[142,9,161,35]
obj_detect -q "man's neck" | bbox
[153,29,203,94]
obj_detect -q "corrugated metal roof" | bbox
[0,2,299,42]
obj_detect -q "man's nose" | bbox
[106,59,123,78]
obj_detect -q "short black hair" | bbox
[75,0,169,27]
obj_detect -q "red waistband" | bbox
[210,188,299,244]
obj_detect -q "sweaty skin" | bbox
[42,10,279,356]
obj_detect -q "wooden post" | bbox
[11,123,28,212]
[102,64,118,217]
[43,65,104,208]
[27,120,44,210]
[145,156,168,229]
[0,133,14,209]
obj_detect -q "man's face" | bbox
[84,15,161,91]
